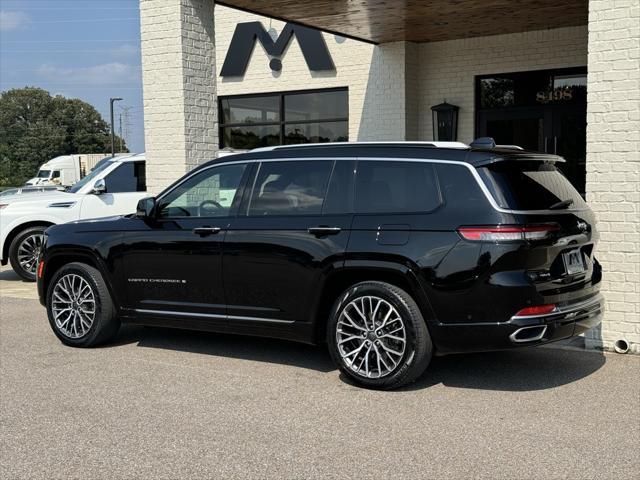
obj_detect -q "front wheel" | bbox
[327,281,433,390]
[8,226,46,281]
[46,262,120,347]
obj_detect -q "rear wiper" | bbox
[549,199,574,210]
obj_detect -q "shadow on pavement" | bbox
[113,324,336,373]
[111,325,606,390]
[0,267,24,282]
[406,347,606,392]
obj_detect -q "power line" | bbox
[1,7,139,10]
[1,84,142,89]
[2,50,139,53]
[1,39,141,43]
[119,105,133,147]
[27,18,139,24]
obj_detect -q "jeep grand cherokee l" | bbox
[37,142,603,389]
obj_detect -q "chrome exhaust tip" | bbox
[509,325,547,343]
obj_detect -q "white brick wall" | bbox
[585,0,640,354]
[141,0,217,193]
[418,26,588,142]
[215,5,375,142]
[356,42,417,140]
[215,6,422,141]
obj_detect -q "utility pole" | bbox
[109,97,122,157]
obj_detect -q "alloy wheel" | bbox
[51,274,96,339]
[336,295,407,379]
[17,233,44,276]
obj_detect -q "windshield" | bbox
[0,188,18,197]
[478,161,588,211]
[37,170,51,178]
[68,160,115,193]
[92,156,114,172]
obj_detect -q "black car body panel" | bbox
[38,143,603,353]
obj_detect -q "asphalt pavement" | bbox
[1,265,639,479]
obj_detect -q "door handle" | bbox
[554,136,558,154]
[193,227,221,236]
[308,226,342,237]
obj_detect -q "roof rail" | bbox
[469,137,524,150]
[469,137,496,149]
[250,141,469,152]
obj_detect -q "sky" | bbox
[0,0,145,153]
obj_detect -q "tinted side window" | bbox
[435,163,487,209]
[323,160,355,214]
[247,160,333,216]
[354,161,441,214]
[134,161,146,192]
[104,162,146,193]
[158,163,247,218]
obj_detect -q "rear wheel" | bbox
[46,262,120,347]
[8,226,46,281]
[327,281,432,390]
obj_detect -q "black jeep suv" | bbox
[37,142,603,389]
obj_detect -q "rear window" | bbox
[478,161,587,211]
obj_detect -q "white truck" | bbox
[1,154,147,281]
[25,154,126,187]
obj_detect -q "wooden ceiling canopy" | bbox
[216,0,588,44]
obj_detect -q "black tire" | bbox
[8,226,47,281]
[46,262,120,347]
[327,281,432,390]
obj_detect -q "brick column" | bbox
[358,42,419,141]
[585,0,640,353]
[140,0,217,193]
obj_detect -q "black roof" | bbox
[199,143,564,172]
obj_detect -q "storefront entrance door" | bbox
[476,68,587,196]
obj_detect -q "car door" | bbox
[223,159,354,332]
[80,160,148,218]
[120,162,250,321]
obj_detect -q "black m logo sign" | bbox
[220,22,335,77]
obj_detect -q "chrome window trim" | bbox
[157,155,588,215]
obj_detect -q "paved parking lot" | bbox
[1,268,638,479]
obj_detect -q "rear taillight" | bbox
[514,304,557,317]
[457,224,559,242]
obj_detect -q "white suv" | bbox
[0,154,147,281]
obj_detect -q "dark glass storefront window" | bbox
[219,88,348,149]
[223,124,280,150]
[221,96,280,124]
[475,67,588,196]
[478,69,587,109]
[284,122,348,144]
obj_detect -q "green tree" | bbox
[0,87,128,186]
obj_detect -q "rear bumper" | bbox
[432,294,604,354]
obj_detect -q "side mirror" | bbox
[136,197,156,218]
[92,178,106,195]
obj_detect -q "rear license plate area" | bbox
[562,248,585,275]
